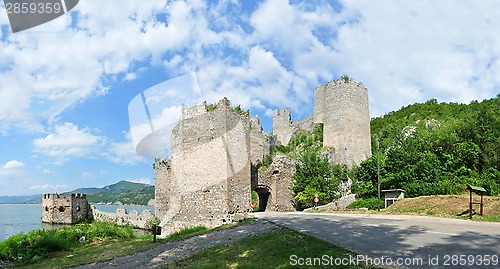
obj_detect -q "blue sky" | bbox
[0,0,498,196]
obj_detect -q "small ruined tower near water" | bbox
[41,193,90,224]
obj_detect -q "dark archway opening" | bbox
[253,187,271,212]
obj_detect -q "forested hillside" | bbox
[354,96,500,198]
[86,181,154,205]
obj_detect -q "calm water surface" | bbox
[0,204,154,242]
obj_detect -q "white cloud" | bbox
[33,122,103,160]
[2,0,499,134]
[3,160,25,169]
[333,0,500,116]
[0,0,198,131]
[32,122,147,165]
[105,132,147,165]
[126,178,153,186]
[124,73,137,81]
[28,183,72,192]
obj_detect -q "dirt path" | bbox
[73,219,279,269]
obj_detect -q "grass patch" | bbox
[12,218,257,268]
[168,228,376,269]
[0,221,135,266]
[166,226,209,241]
[383,194,500,222]
[26,236,157,269]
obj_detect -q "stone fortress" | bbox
[42,193,90,224]
[42,193,157,228]
[154,77,372,236]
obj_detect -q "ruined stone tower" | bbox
[155,98,251,234]
[273,77,371,167]
[249,116,271,164]
[314,78,371,166]
[42,193,90,224]
[272,108,294,146]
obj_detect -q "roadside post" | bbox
[314,193,319,208]
[466,185,486,220]
[152,225,162,243]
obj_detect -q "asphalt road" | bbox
[254,212,500,269]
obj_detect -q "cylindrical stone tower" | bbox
[323,78,372,166]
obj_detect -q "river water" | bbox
[0,204,154,242]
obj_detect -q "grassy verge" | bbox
[319,194,500,222]
[382,194,500,222]
[168,227,376,269]
[10,218,255,268]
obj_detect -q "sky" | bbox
[0,0,499,196]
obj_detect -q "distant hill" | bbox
[0,180,154,205]
[86,181,155,205]
[65,187,100,195]
[0,194,41,204]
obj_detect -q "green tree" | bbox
[292,149,342,210]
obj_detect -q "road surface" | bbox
[254,212,500,269]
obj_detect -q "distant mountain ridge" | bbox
[86,181,155,205]
[0,180,154,205]
[0,194,41,204]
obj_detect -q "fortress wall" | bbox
[154,158,173,221]
[71,194,90,223]
[255,155,296,212]
[42,194,89,224]
[292,115,315,133]
[271,155,296,212]
[91,206,155,229]
[225,113,252,213]
[156,98,251,235]
[272,108,295,146]
[313,84,327,124]
[323,79,372,166]
[250,117,270,163]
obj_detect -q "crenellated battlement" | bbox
[42,193,87,200]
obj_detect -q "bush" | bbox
[292,149,342,210]
[0,229,71,262]
[0,221,136,263]
[347,197,380,210]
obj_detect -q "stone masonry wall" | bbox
[292,115,314,133]
[321,79,372,166]
[313,84,327,124]
[250,116,270,164]
[91,206,155,229]
[155,98,251,236]
[42,194,89,224]
[272,108,295,146]
[255,155,296,212]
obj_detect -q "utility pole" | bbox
[377,139,381,211]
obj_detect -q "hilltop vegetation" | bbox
[354,96,500,198]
